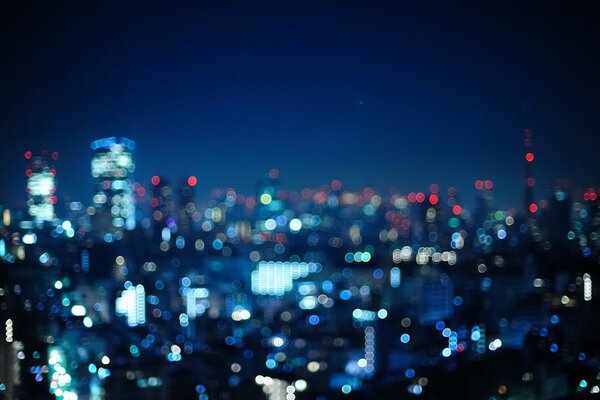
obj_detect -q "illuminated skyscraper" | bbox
[90,137,136,240]
[25,150,58,227]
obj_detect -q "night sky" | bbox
[1,1,599,209]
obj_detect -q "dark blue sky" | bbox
[1,1,599,209]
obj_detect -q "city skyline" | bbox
[1,2,600,208]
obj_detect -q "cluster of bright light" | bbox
[91,139,136,232]
[363,326,375,375]
[415,248,457,265]
[488,338,503,351]
[450,232,465,249]
[166,344,182,362]
[48,347,78,400]
[351,308,387,322]
[344,251,372,263]
[440,328,462,357]
[115,284,145,327]
[27,170,56,225]
[471,325,486,353]
[584,273,592,301]
[182,287,209,320]
[5,318,13,343]
[231,306,251,321]
[255,376,298,400]
[251,261,320,296]
[392,246,413,263]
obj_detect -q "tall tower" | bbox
[523,129,536,214]
[90,137,136,240]
[25,150,58,227]
[178,176,197,236]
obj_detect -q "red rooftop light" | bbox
[525,152,534,162]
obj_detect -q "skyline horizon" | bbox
[5,131,598,213]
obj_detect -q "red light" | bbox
[416,192,425,203]
[50,196,57,205]
[187,176,197,187]
[429,194,439,205]
[51,151,59,160]
[591,193,598,201]
[137,187,146,197]
[150,198,159,208]
[25,169,32,177]
[331,179,342,191]
[151,176,160,186]
[475,180,483,190]
[24,151,32,160]
[484,180,493,190]
[50,168,56,176]
[529,203,538,213]
[268,168,279,179]
[525,152,534,162]
[452,205,462,215]
[408,192,416,203]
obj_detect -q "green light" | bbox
[448,218,460,228]
[567,231,576,240]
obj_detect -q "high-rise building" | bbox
[177,176,197,236]
[90,137,136,240]
[25,150,58,227]
[523,129,537,214]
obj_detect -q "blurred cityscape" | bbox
[0,131,599,400]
